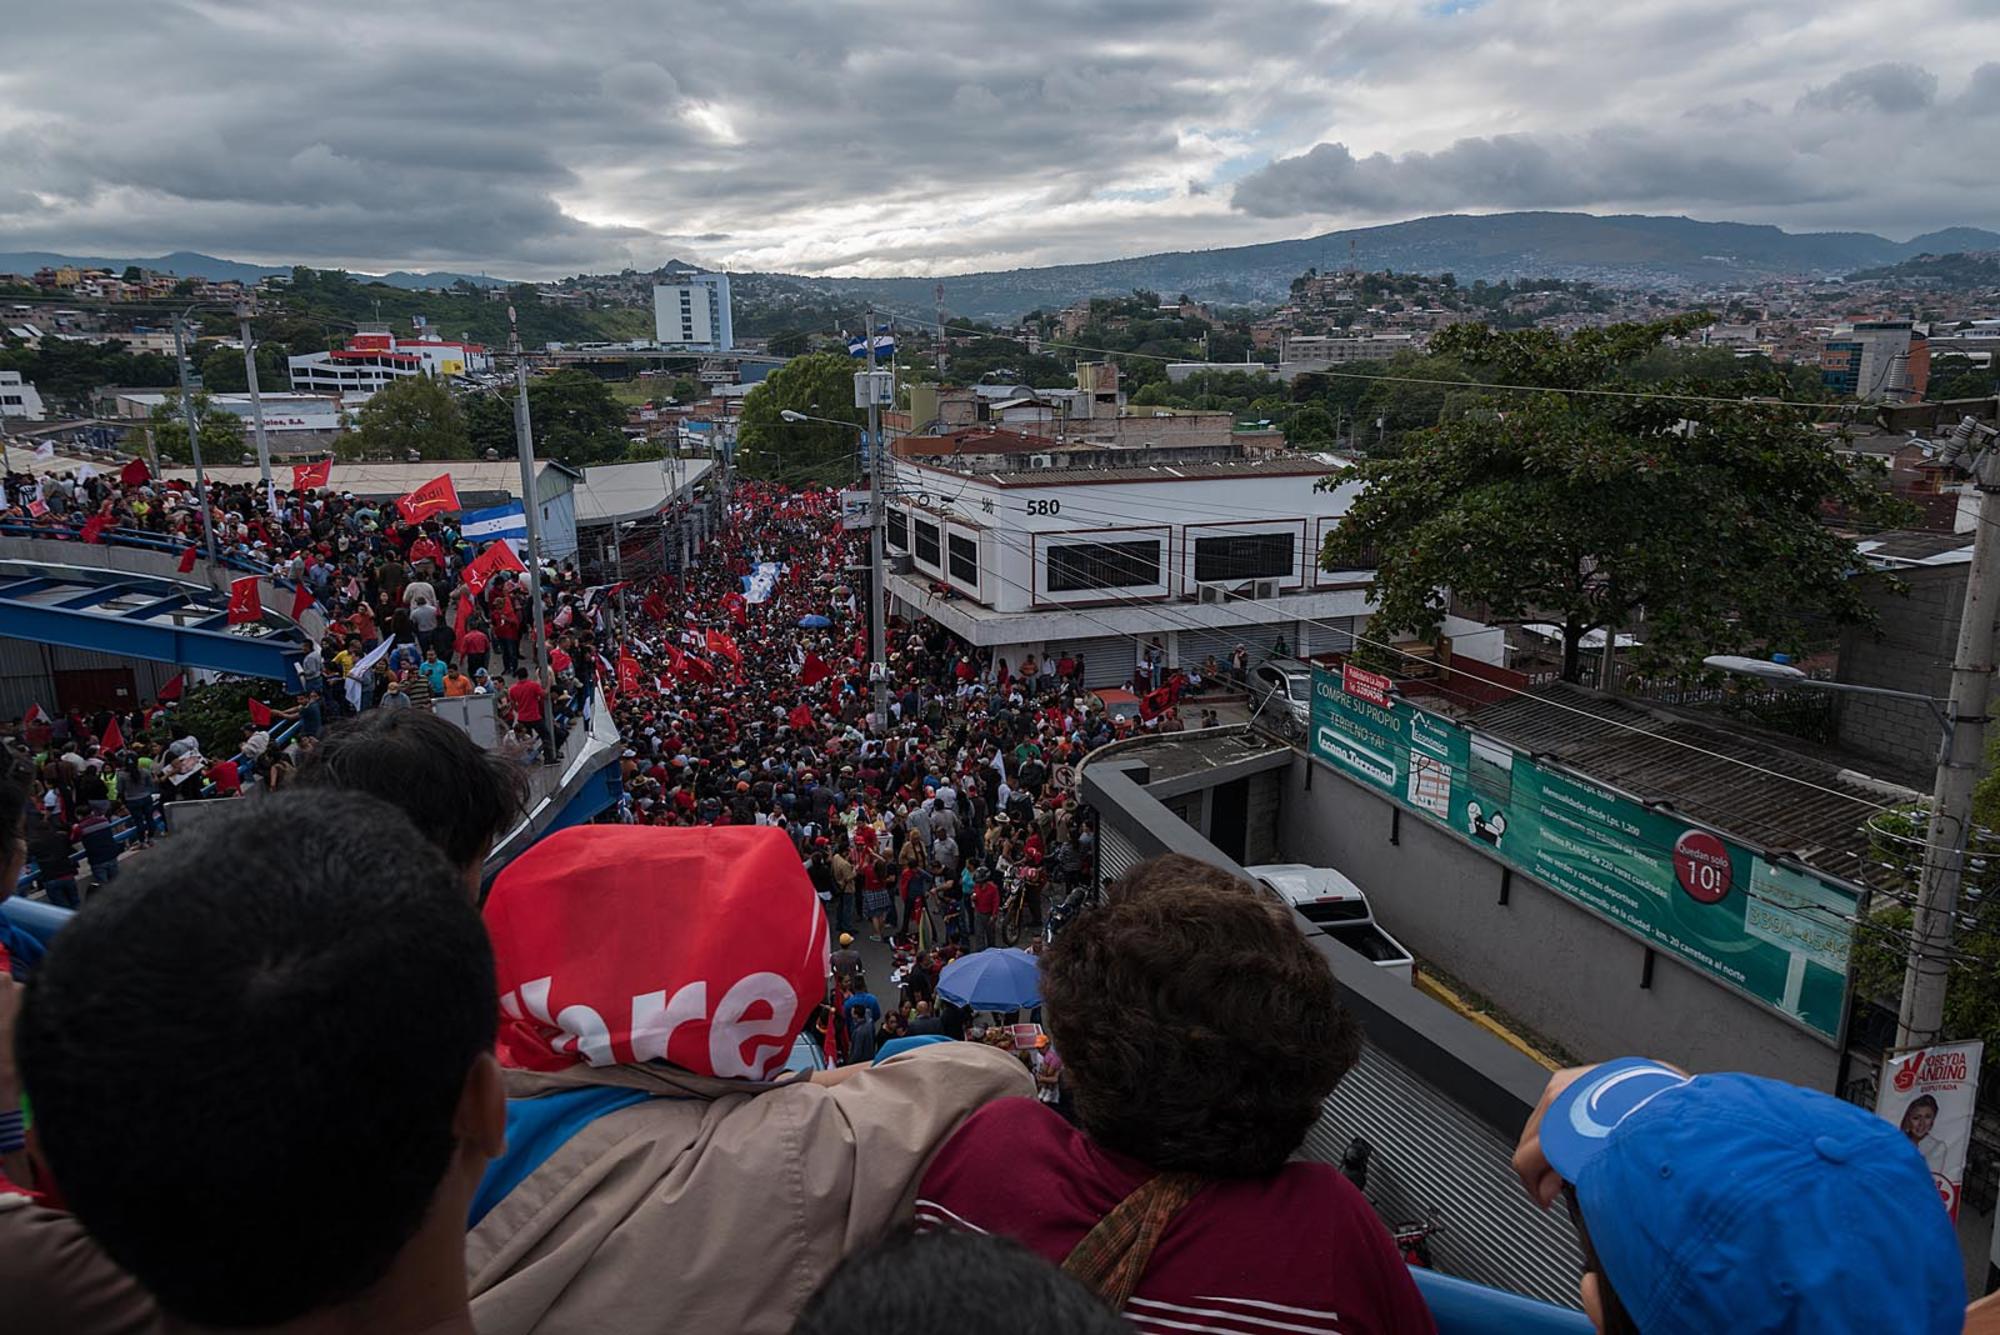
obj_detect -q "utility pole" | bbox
[1900,413,2000,1046]
[506,308,554,703]
[172,313,219,568]
[236,300,272,489]
[867,307,889,735]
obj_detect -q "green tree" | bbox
[463,391,514,458]
[1284,404,1338,447]
[624,440,667,462]
[347,374,472,460]
[1321,317,1911,681]
[197,342,293,395]
[523,369,627,466]
[121,265,143,283]
[148,392,246,464]
[736,352,864,485]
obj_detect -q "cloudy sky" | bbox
[2,0,1995,279]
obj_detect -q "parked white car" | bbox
[1245,862,1415,983]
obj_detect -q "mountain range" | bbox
[6,212,1999,320]
[0,250,507,292]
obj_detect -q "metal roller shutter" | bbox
[1096,821,1142,894]
[1299,1042,1583,1307]
[1046,634,1139,688]
[1174,624,1256,675]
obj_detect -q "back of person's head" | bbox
[294,708,527,883]
[791,1227,1125,1335]
[1041,853,1358,1176]
[1542,1058,1966,1335]
[17,790,500,1328]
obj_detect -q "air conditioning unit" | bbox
[1197,582,1230,605]
[888,554,915,575]
[1028,454,1054,469]
[1252,579,1283,600]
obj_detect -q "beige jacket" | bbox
[466,1041,1031,1335]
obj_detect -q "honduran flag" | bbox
[845,328,895,359]
[461,501,528,551]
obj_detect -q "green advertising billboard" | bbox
[1309,667,1858,1041]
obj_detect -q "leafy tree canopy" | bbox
[148,391,246,465]
[736,352,865,486]
[1320,316,1911,680]
[346,374,472,460]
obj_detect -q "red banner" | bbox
[394,473,461,525]
[225,576,263,624]
[1342,662,1394,709]
[799,653,831,687]
[292,458,332,491]
[705,630,742,666]
[178,545,199,573]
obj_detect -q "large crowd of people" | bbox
[0,458,1981,1335]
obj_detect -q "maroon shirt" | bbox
[919,1099,1434,1335]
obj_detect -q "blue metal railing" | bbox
[0,519,275,578]
[1412,1270,1591,1334]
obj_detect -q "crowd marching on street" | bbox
[0,455,1982,1335]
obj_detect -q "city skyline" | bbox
[0,1,1996,280]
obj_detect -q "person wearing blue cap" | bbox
[1512,1058,1966,1335]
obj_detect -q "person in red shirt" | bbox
[970,869,1001,950]
[507,667,551,762]
[206,756,242,796]
[919,854,1434,1335]
[458,622,490,678]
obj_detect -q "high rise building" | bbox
[1819,320,1930,401]
[653,273,733,352]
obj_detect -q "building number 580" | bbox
[1026,499,1061,516]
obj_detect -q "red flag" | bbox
[79,513,109,544]
[120,457,151,488]
[293,458,332,491]
[787,703,815,731]
[290,582,314,621]
[724,592,748,626]
[454,592,473,640]
[828,676,843,716]
[618,654,642,695]
[226,576,263,624]
[705,630,741,666]
[394,473,461,525]
[101,716,124,752]
[156,673,184,702]
[178,545,199,573]
[799,653,831,687]
[682,654,716,684]
[1140,685,1174,720]
[27,499,48,518]
[247,697,273,727]
[642,592,669,621]
[477,539,526,575]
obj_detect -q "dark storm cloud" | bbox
[1,2,1994,276]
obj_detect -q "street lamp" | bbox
[1701,655,1950,746]
[777,408,887,734]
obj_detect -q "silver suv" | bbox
[1249,656,1313,738]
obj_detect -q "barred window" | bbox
[887,509,908,551]
[1194,532,1294,583]
[1046,540,1162,593]
[913,518,941,567]
[948,534,978,585]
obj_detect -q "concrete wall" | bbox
[1280,753,1843,1090]
[1838,565,1964,773]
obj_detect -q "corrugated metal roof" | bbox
[1467,683,1912,881]
[968,458,1335,488]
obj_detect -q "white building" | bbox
[0,370,46,420]
[1278,333,1421,381]
[653,274,733,351]
[287,331,491,398]
[880,454,1498,686]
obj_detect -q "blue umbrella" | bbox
[936,948,1043,1011]
[797,613,832,628]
